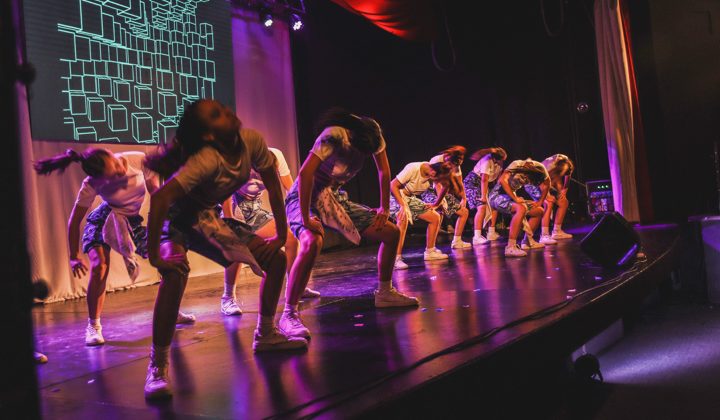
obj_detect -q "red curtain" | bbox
[330,0,438,41]
[620,0,654,222]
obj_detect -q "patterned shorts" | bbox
[82,202,148,257]
[464,172,494,210]
[286,188,377,239]
[231,195,274,233]
[160,205,257,269]
[522,184,558,201]
[488,183,516,215]
[389,194,430,222]
[420,188,461,216]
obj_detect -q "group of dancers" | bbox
[34,100,575,399]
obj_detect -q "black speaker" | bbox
[580,212,641,267]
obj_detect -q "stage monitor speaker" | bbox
[580,212,641,267]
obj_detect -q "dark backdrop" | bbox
[629,0,720,220]
[290,0,608,219]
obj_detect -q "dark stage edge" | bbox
[34,224,682,419]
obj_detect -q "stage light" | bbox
[260,9,273,27]
[290,13,303,31]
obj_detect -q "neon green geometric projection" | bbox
[57,0,217,144]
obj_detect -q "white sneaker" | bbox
[486,231,500,241]
[220,296,242,316]
[394,257,409,270]
[424,248,449,261]
[302,287,321,298]
[473,235,489,245]
[521,241,545,250]
[552,229,573,240]
[374,287,420,308]
[451,239,472,249]
[144,362,172,400]
[176,311,196,324]
[279,310,311,338]
[85,324,105,346]
[253,327,308,352]
[539,234,558,245]
[505,245,528,257]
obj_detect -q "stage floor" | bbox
[34,223,681,418]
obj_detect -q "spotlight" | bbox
[260,9,273,27]
[290,13,303,31]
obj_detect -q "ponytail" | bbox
[34,148,109,177]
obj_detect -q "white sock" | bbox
[284,303,299,314]
[223,282,235,299]
[88,318,100,328]
[554,224,562,232]
[426,247,434,252]
[542,227,550,236]
[474,229,483,238]
[150,344,170,366]
[396,254,403,261]
[508,239,517,248]
[488,227,496,234]
[453,235,462,243]
[378,281,392,292]
[257,314,274,335]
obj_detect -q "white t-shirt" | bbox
[75,151,158,217]
[234,148,291,200]
[429,154,462,177]
[472,154,503,182]
[504,159,549,191]
[173,128,276,210]
[542,154,571,177]
[309,125,386,195]
[395,162,431,195]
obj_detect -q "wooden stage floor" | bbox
[34,223,682,418]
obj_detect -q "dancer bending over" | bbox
[34,149,195,347]
[283,108,419,338]
[390,160,454,270]
[220,147,320,316]
[523,154,575,244]
[464,147,507,244]
[143,99,307,399]
[423,146,471,249]
[488,158,550,257]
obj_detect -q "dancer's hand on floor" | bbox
[151,253,190,276]
[69,258,88,278]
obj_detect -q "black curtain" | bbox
[291,0,607,215]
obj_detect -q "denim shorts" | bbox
[420,188,461,216]
[160,205,257,268]
[285,187,377,239]
[82,202,148,257]
[231,194,274,232]
[389,194,430,222]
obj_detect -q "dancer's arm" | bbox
[536,178,551,208]
[67,204,89,278]
[221,197,233,219]
[256,166,288,264]
[429,184,449,209]
[499,172,523,204]
[147,179,189,275]
[371,150,391,229]
[297,154,324,236]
